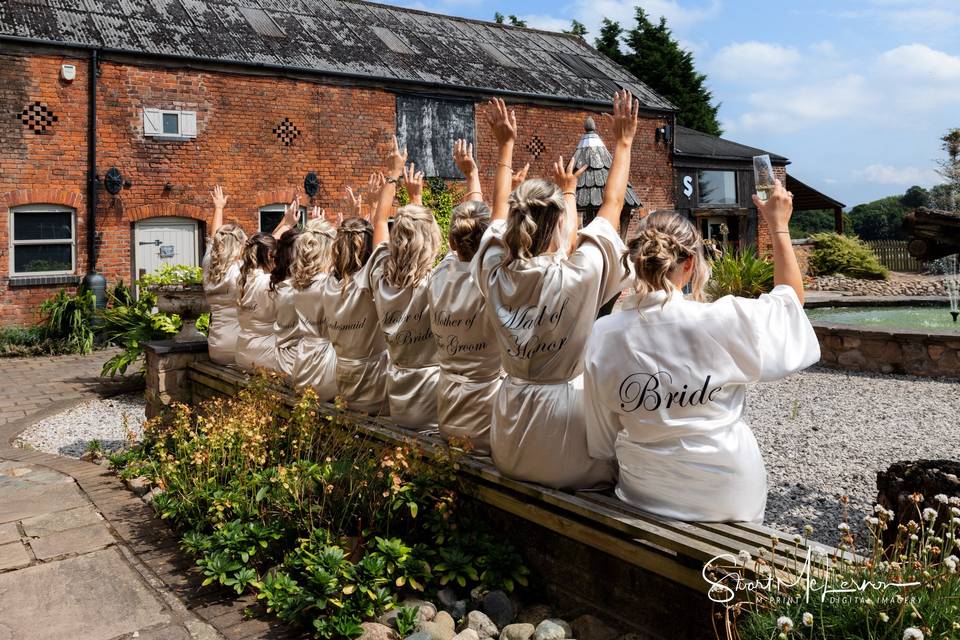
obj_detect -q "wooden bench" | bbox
[185,359,845,639]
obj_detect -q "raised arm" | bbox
[346,186,363,221]
[597,89,640,230]
[485,98,517,222]
[753,179,804,303]
[403,162,424,207]
[373,135,406,245]
[552,156,587,254]
[454,139,483,203]
[272,195,301,240]
[210,186,228,235]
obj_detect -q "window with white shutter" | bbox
[142,108,198,140]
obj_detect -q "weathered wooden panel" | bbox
[396,95,475,179]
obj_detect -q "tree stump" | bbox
[876,459,960,547]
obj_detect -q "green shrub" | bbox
[705,248,775,300]
[139,263,203,287]
[38,288,97,354]
[396,178,462,258]
[809,233,889,279]
[98,282,180,377]
[0,325,62,357]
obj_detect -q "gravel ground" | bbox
[16,393,146,458]
[748,366,960,546]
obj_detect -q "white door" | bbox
[134,217,200,281]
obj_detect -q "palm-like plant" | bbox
[705,248,775,300]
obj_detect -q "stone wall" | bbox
[143,340,209,419]
[814,323,960,378]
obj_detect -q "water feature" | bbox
[806,306,960,332]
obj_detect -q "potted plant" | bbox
[140,264,208,343]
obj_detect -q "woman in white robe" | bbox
[427,140,503,455]
[583,180,820,523]
[201,186,246,366]
[471,92,638,490]
[369,145,442,429]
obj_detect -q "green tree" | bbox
[900,185,930,208]
[937,128,960,210]
[789,209,849,239]
[597,8,721,135]
[847,195,909,240]
[563,20,588,38]
[493,12,527,27]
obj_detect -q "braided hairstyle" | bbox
[332,217,374,283]
[291,218,336,290]
[204,222,247,285]
[384,204,442,289]
[270,228,301,291]
[449,200,491,262]
[622,211,710,304]
[238,232,277,302]
[503,179,567,265]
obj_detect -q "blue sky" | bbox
[385,0,959,208]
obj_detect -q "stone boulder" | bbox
[876,459,960,546]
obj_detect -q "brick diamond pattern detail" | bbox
[273,118,300,146]
[526,135,545,159]
[19,101,58,134]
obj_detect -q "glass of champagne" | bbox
[753,154,775,202]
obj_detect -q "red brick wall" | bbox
[0,50,674,326]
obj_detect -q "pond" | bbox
[806,305,960,332]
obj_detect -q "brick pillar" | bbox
[756,165,789,256]
[143,340,209,419]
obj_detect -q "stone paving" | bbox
[0,352,283,640]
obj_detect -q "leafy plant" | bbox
[0,325,66,357]
[705,248,775,300]
[98,282,180,377]
[394,606,420,637]
[809,233,889,280]
[397,177,462,258]
[38,288,96,354]
[139,263,203,287]
[196,312,210,336]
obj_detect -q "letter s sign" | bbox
[682,175,694,199]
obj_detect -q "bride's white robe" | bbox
[583,285,820,523]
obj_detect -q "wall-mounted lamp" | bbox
[655,125,672,145]
[304,172,320,198]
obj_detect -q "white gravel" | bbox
[748,366,960,546]
[16,393,146,458]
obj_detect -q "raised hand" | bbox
[309,206,325,220]
[752,178,793,233]
[485,97,517,147]
[386,135,408,177]
[346,186,363,219]
[511,163,530,191]
[551,155,586,194]
[210,185,228,210]
[283,195,301,227]
[453,139,478,178]
[403,162,424,206]
[603,89,640,148]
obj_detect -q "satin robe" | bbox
[321,260,389,414]
[201,253,241,366]
[473,217,628,490]
[235,269,280,373]
[428,253,503,455]
[274,278,338,398]
[583,285,821,523]
[368,243,440,429]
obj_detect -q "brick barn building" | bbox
[0,0,679,325]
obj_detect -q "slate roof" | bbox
[674,125,789,164]
[0,0,675,110]
[572,116,641,210]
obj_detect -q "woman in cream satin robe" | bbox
[235,232,280,372]
[583,182,820,523]
[273,228,303,379]
[368,151,441,429]
[427,140,503,455]
[201,186,246,366]
[471,92,638,490]
[322,216,389,415]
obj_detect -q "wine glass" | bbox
[753,154,775,202]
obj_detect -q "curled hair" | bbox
[291,219,336,289]
[238,233,277,301]
[449,200,491,262]
[384,204,442,288]
[621,211,710,304]
[270,228,301,291]
[332,217,374,283]
[205,222,247,285]
[504,179,567,264]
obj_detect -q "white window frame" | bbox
[9,204,77,277]
[258,204,307,233]
[143,108,197,140]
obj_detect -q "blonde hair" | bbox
[504,179,567,264]
[332,217,374,283]
[205,223,247,285]
[291,219,336,289]
[622,211,710,303]
[384,204,442,288]
[449,200,491,262]
[238,233,276,302]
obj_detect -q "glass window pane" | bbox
[698,171,737,205]
[14,211,72,241]
[259,210,283,233]
[162,112,179,134]
[14,244,72,273]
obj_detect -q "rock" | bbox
[405,633,432,640]
[570,615,616,640]
[500,623,536,640]
[467,610,499,640]
[402,600,438,623]
[517,605,552,626]
[452,630,480,640]
[359,622,398,640]
[450,600,468,621]
[544,620,572,639]
[141,487,164,505]
[125,476,151,497]
[480,591,513,629]
[876,459,960,547]
[434,612,456,632]
[418,622,455,640]
[437,588,459,612]
[79,451,97,463]
[533,621,566,640]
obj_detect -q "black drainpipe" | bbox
[82,49,107,308]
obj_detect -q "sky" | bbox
[383,0,959,208]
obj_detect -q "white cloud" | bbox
[853,164,943,186]
[522,14,572,32]
[876,44,960,82]
[709,41,802,82]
